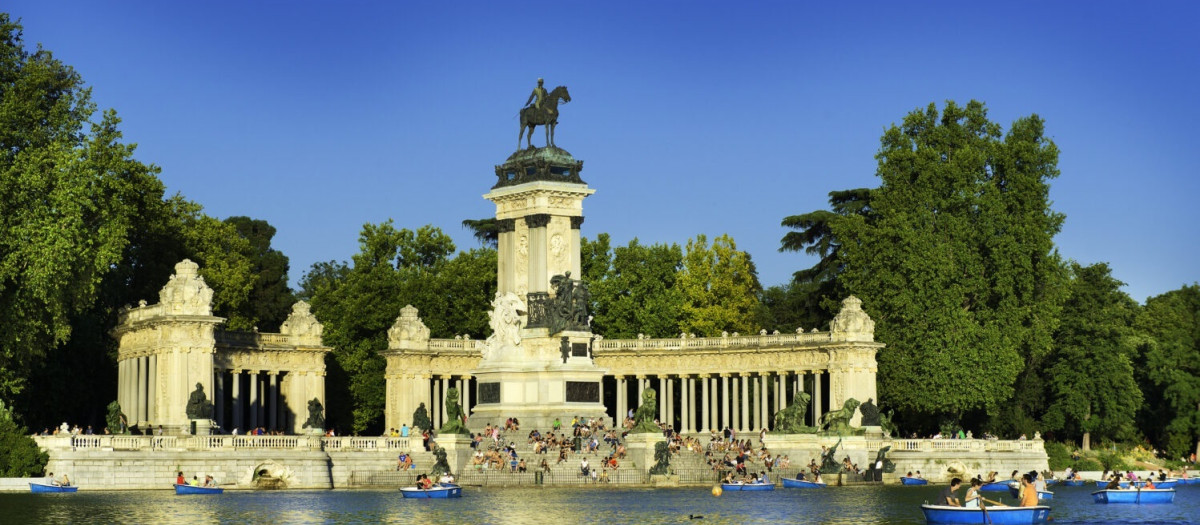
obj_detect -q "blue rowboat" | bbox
[1176,478,1199,485]
[1153,480,1177,489]
[921,504,1050,524]
[174,484,223,495]
[781,478,826,489]
[901,477,929,486]
[1094,480,1133,488]
[1060,479,1085,487]
[980,481,1016,492]
[721,482,775,491]
[1091,488,1175,504]
[29,483,78,493]
[400,483,462,498]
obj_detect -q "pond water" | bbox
[4,483,1197,524]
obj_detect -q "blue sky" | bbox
[7,1,1198,302]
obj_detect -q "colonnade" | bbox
[610,371,826,434]
[117,355,158,429]
[214,369,316,434]
[386,373,474,431]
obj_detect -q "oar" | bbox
[980,501,994,525]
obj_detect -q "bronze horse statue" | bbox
[519,85,570,150]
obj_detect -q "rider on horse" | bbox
[525,78,548,114]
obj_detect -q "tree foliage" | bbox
[224,216,295,331]
[300,222,496,434]
[1041,263,1141,448]
[678,234,762,336]
[0,400,47,477]
[583,234,685,338]
[778,188,873,327]
[0,14,162,401]
[1134,284,1200,458]
[828,101,1067,424]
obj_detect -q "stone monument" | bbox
[469,81,608,429]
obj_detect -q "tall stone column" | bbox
[813,372,823,428]
[721,374,730,431]
[740,374,750,432]
[686,376,696,434]
[760,372,769,431]
[462,376,471,419]
[147,355,157,426]
[231,370,242,432]
[700,375,710,433]
[214,368,223,429]
[616,376,627,422]
[777,372,786,412]
[268,372,279,431]
[496,219,516,294]
[526,214,549,293]
[136,355,148,427]
[677,376,687,433]
[657,375,667,422]
[249,371,259,430]
[748,374,757,431]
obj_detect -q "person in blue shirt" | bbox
[400,423,409,437]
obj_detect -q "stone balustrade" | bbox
[34,435,415,453]
[595,331,831,352]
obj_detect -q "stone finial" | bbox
[280,301,324,346]
[759,329,768,336]
[830,295,876,342]
[158,259,214,316]
[388,305,430,350]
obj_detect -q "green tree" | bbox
[678,234,762,336]
[225,216,295,331]
[778,188,874,328]
[301,222,495,434]
[832,101,1067,428]
[1041,263,1141,450]
[1134,284,1200,459]
[167,197,257,330]
[461,217,499,249]
[585,236,684,338]
[0,400,47,476]
[0,15,162,401]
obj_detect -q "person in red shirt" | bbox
[175,471,185,485]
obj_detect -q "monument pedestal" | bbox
[470,330,608,430]
[190,419,213,436]
[433,434,475,476]
[624,432,666,474]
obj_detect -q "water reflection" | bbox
[3,484,1196,524]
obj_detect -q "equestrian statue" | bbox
[519,77,571,150]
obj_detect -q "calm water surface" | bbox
[3,484,1196,524]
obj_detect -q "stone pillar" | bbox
[657,375,667,422]
[700,375,710,433]
[760,372,769,431]
[496,219,516,294]
[147,355,157,426]
[214,369,223,429]
[268,372,279,431]
[136,355,148,427]
[462,376,471,419]
[231,370,242,432]
[678,376,687,433]
[813,372,823,427]
[686,376,696,434]
[777,372,786,413]
[751,374,760,432]
[249,372,259,430]
[740,374,750,432]
[527,214,549,293]
[721,374,730,431]
[616,376,627,422]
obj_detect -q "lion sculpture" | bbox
[438,387,470,435]
[631,388,659,433]
[772,391,811,434]
[819,398,861,434]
